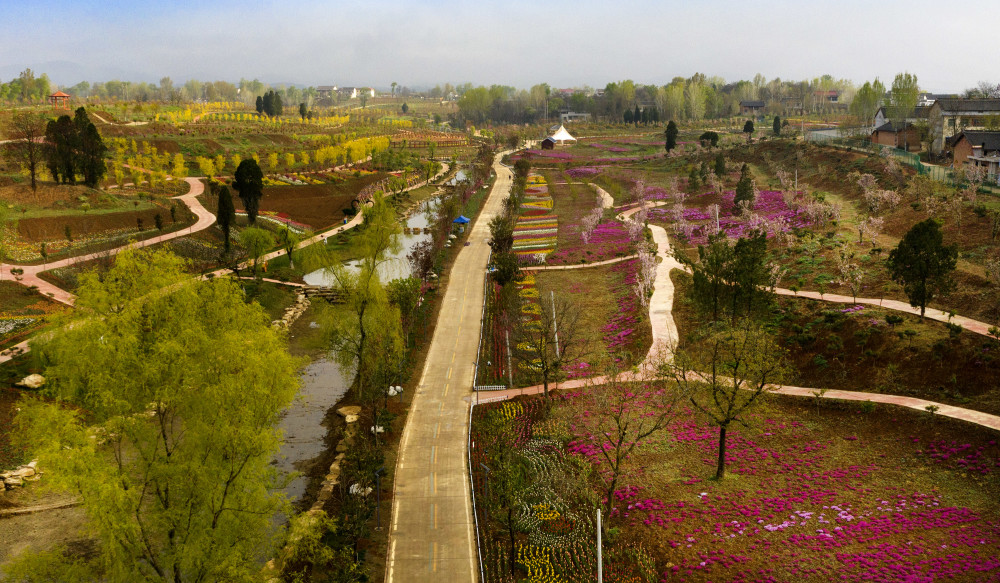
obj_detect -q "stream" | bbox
[277,193,446,505]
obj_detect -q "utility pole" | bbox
[550,291,559,358]
[596,508,603,583]
[505,330,513,389]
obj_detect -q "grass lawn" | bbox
[533,259,652,370]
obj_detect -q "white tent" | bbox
[549,125,577,144]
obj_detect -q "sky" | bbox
[2,0,998,93]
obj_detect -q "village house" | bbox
[873,105,930,130]
[928,98,1000,154]
[870,122,921,152]
[559,111,591,123]
[949,130,1000,181]
[739,100,765,115]
[338,87,375,99]
[316,85,336,99]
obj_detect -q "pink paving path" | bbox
[474,200,1000,433]
[1,177,214,306]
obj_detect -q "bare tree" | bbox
[664,319,791,479]
[4,111,47,192]
[583,350,686,524]
[512,293,591,398]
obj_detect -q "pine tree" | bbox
[773,115,781,136]
[233,159,264,224]
[715,152,726,176]
[256,95,264,115]
[665,121,679,152]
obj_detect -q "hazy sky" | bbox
[3,0,997,92]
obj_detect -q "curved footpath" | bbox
[482,200,1000,434]
[0,177,214,305]
[384,154,512,582]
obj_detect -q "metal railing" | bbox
[467,393,510,583]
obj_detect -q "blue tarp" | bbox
[453,215,471,224]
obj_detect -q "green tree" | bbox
[299,102,307,120]
[733,163,754,210]
[699,131,719,147]
[666,319,790,479]
[714,152,726,176]
[773,115,781,136]
[743,119,755,139]
[401,102,408,114]
[850,79,886,126]
[480,409,530,576]
[239,226,275,277]
[888,72,919,149]
[276,225,301,269]
[255,95,264,115]
[665,120,678,152]
[216,185,236,251]
[14,247,301,582]
[233,158,264,224]
[323,194,404,431]
[887,218,958,318]
[74,108,107,187]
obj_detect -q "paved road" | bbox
[385,155,512,582]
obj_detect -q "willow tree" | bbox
[13,247,302,582]
[323,194,404,431]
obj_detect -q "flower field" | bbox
[648,189,813,246]
[473,389,1000,583]
[513,174,558,263]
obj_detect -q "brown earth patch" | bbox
[17,206,180,242]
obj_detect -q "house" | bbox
[739,100,765,115]
[317,85,336,99]
[48,91,70,107]
[814,90,840,103]
[338,87,375,99]
[559,111,591,123]
[928,98,1000,154]
[540,137,556,150]
[950,131,1000,179]
[871,122,921,151]
[918,92,957,107]
[873,106,930,129]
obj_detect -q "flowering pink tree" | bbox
[580,204,604,244]
[858,215,884,246]
[633,245,657,308]
[863,189,901,215]
[835,250,867,302]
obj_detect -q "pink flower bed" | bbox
[547,220,633,266]
[563,408,1000,583]
[649,190,812,245]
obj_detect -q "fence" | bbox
[804,130,958,186]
